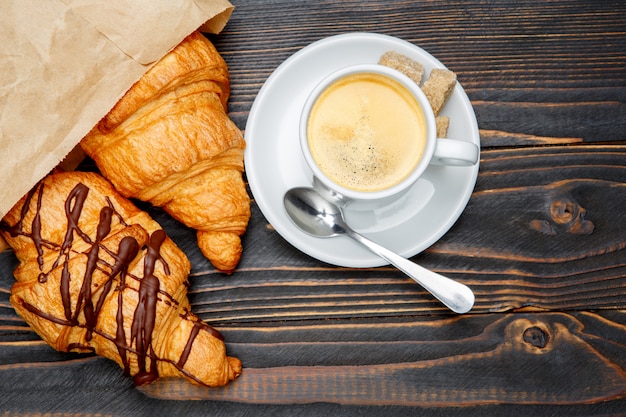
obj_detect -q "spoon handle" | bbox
[347,231,475,314]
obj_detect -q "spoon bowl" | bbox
[284,187,347,237]
[284,187,475,314]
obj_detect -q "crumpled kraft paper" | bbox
[0,0,234,218]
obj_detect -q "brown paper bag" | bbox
[0,0,234,218]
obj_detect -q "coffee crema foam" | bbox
[307,72,427,193]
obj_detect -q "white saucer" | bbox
[244,33,480,268]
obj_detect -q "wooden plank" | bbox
[2,307,626,408]
[139,312,626,406]
[214,0,626,145]
[175,144,625,315]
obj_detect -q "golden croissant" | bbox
[81,31,250,273]
[0,171,241,387]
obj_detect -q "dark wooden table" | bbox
[2,0,625,415]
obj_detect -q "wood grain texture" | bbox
[140,312,626,406]
[1,0,626,416]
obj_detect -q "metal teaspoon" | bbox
[283,187,475,314]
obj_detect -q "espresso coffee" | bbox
[307,72,427,193]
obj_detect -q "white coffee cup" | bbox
[300,64,479,210]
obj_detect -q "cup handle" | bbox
[431,138,479,166]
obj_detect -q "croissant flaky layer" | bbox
[0,171,241,387]
[81,31,250,273]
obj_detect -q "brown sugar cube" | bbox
[435,116,450,138]
[378,51,425,85]
[421,68,457,116]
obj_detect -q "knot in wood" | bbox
[530,198,595,235]
[550,199,579,224]
[523,326,550,349]
[550,199,595,235]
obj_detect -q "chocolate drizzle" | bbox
[1,177,225,386]
[131,229,167,385]
[0,184,52,283]
[60,183,91,321]
[177,316,224,370]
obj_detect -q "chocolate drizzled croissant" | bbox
[81,31,250,273]
[0,171,241,387]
